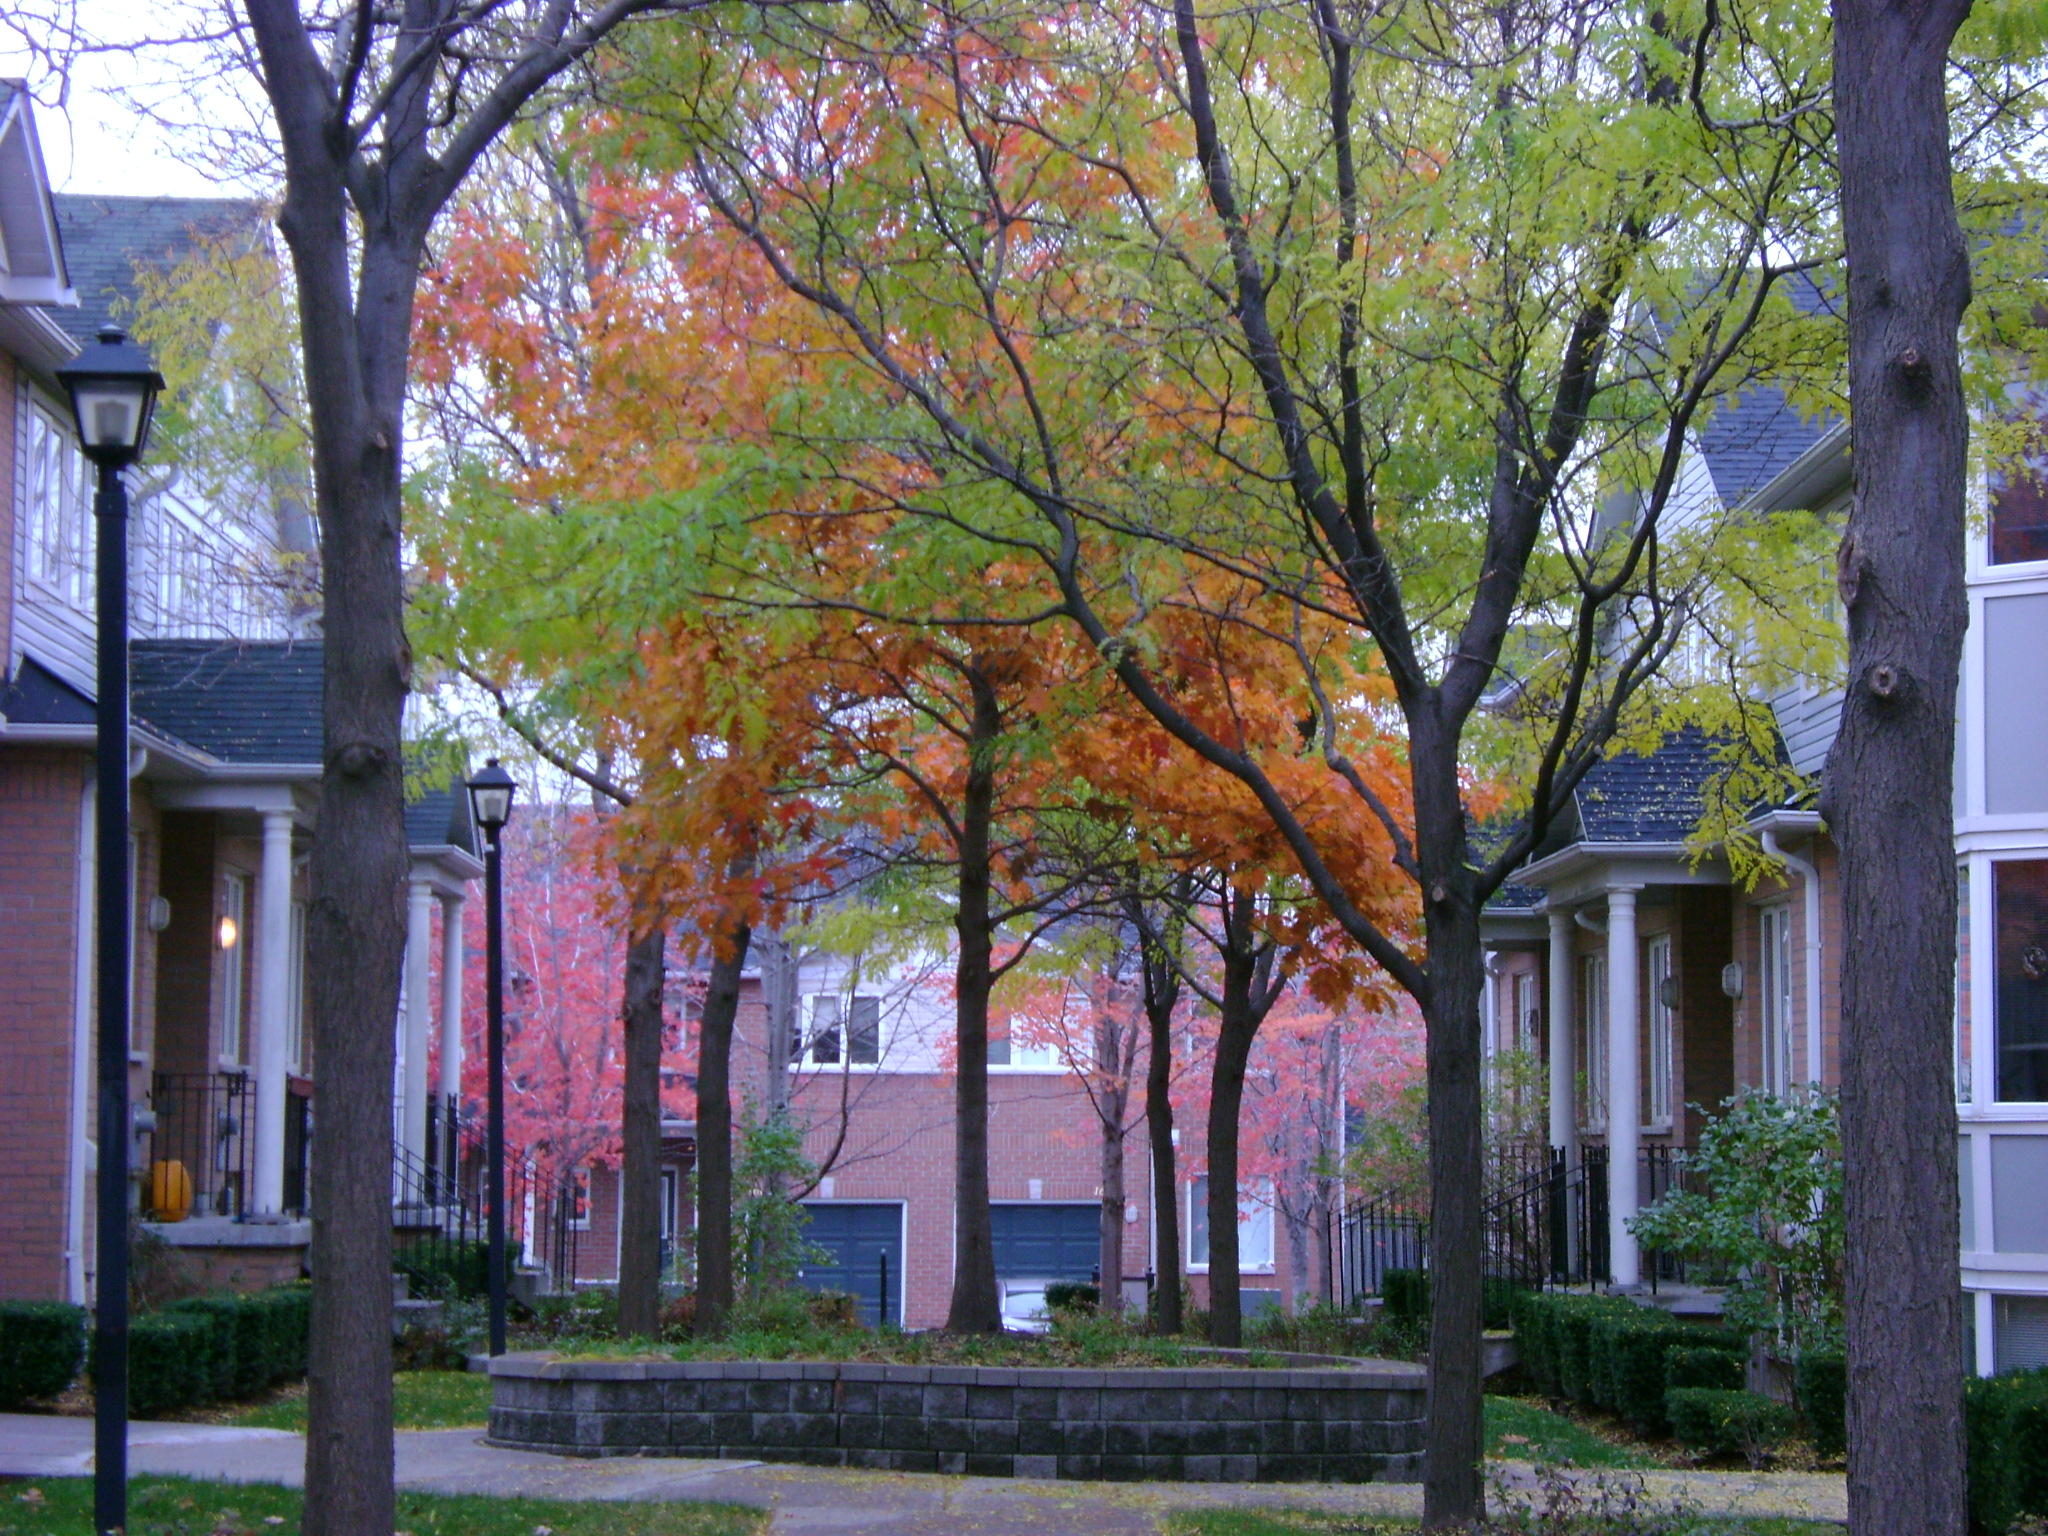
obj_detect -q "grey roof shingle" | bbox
[1692,274,1844,509]
[1571,728,1727,843]
[131,638,322,763]
[49,193,267,344]
[406,786,476,851]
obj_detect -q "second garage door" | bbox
[989,1202,1098,1280]
[796,1202,903,1325]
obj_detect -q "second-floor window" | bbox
[26,402,91,607]
[1187,1176,1276,1272]
[802,994,880,1066]
[1989,400,2048,565]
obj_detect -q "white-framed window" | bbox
[1759,903,1794,1095]
[26,401,91,606]
[1186,1175,1276,1273]
[285,899,308,1072]
[1992,859,2048,1104]
[1513,970,1539,1054]
[219,874,248,1065]
[1647,935,1674,1127]
[988,1022,1061,1071]
[801,993,882,1067]
[1580,953,1608,1130]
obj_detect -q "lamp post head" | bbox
[55,325,165,467]
[467,758,517,836]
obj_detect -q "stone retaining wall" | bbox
[487,1354,1428,1482]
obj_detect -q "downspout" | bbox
[1761,827,1826,1092]
[66,779,97,1305]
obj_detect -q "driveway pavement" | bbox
[0,1414,1848,1532]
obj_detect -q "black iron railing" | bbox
[396,1097,583,1296]
[149,1071,254,1219]
[1338,1141,1695,1304]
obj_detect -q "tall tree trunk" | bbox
[1099,1081,1127,1318]
[617,922,667,1338]
[946,668,1003,1333]
[287,245,414,1536]
[1414,734,1487,1527]
[1142,923,1183,1334]
[694,918,751,1336]
[1823,3,1973,1530]
[1206,1009,1255,1347]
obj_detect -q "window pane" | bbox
[809,996,841,1065]
[1991,402,2048,565]
[848,996,880,1065]
[1995,861,2048,1102]
[1188,1176,1210,1267]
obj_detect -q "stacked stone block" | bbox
[488,1356,1427,1482]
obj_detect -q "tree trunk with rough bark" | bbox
[618,922,667,1338]
[1205,1005,1255,1348]
[1099,1079,1128,1317]
[946,668,1003,1334]
[1821,3,1973,1530]
[1144,940,1183,1334]
[694,921,751,1335]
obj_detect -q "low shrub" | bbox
[392,1324,467,1372]
[164,1296,243,1400]
[1382,1269,1430,1323]
[109,1312,216,1418]
[1378,1270,1522,1331]
[1796,1348,1846,1460]
[256,1283,312,1383]
[660,1291,698,1340]
[1549,1295,1641,1407]
[1665,1343,1744,1393]
[806,1290,861,1327]
[1044,1281,1099,1315]
[1666,1386,1793,1465]
[1593,1315,1713,1432]
[1966,1367,2048,1535]
[1508,1288,1560,1398]
[0,1301,87,1407]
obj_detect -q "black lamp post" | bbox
[465,758,516,1355]
[57,325,163,1536]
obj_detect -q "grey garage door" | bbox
[796,1203,903,1325]
[990,1202,1098,1280]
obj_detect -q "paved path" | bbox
[0,1415,1847,1532]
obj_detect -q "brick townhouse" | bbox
[571,936,1300,1329]
[1479,368,2048,1376]
[0,92,480,1303]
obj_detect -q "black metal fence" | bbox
[395,1096,585,1296]
[1337,1141,1697,1304]
[149,1071,254,1219]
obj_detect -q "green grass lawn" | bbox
[1484,1393,1657,1468]
[1164,1514,1837,1536]
[0,1478,763,1536]
[222,1371,492,1432]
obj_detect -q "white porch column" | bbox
[401,877,435,1169]
[1547,908,1578,1159]
[439,893,465,1106]
[252,811,294,1214]
[1606,885,1643,1288]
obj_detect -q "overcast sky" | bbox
[3,7,273,201]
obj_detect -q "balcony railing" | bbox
[395,1094,584,1296]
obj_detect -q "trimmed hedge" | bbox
[1382,1269,1430,1323]
[1044,1281,1099,1314]
[0,1301,88,1407]
[103,1313,217,1419]
[1377,1269,1521,1331]
[1666,1386,1793,1461]
[1966,1367,2048,1536]
[1667,1344,1745,1393]
[1593,1313,1728,1432]
[1796,1349,1846,1460]
[91,1284,312,1420]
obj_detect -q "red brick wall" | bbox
[0,749,88,1301]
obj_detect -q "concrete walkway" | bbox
[0,1414,1847,1532]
